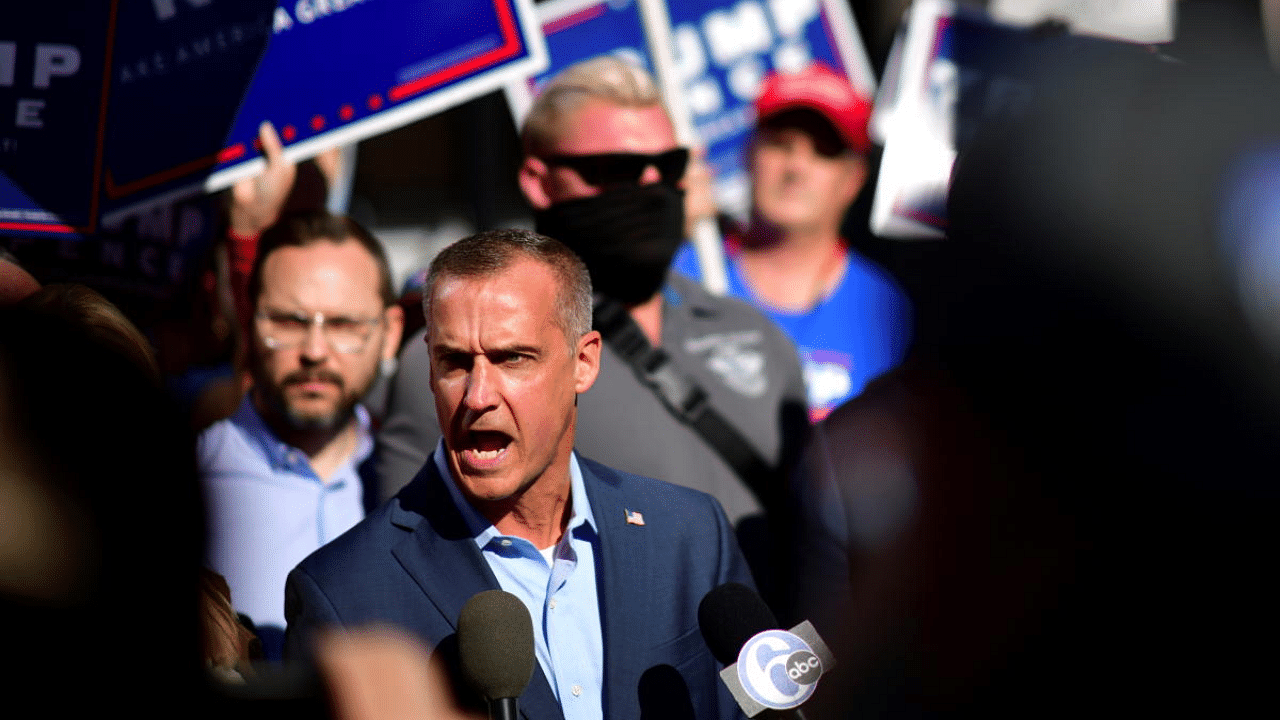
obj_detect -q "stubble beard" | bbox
[253,363,365,438]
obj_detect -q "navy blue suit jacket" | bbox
[285,455,752,720]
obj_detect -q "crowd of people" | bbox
[3,2,1279,717]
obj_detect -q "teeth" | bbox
[471,448,502,460]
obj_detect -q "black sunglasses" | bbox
[543,148,690,187]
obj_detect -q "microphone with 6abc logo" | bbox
[698,583,836,718]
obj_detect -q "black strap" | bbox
[593,298,778,507]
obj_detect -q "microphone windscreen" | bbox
[457,590,536,700]
[698,582,779,665]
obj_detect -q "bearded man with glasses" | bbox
[199,210,403,660]
[378,57,808,614]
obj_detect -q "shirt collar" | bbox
[231,396,374,472]
[432,440,596,549]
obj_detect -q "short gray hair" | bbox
[522,56,666,155]
[423,229,593,342]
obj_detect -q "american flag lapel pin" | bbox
[625,509,645,526]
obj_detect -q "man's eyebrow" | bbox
[430,343,542,358]
[260,306,372,319]
[489,344,541,356]
[259,305,303,315]
[429,340,465,359]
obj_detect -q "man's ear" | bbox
[574,330,602,394]
[518,156,553,210]
[381,304,405,361]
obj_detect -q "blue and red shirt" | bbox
[673,238,912,422]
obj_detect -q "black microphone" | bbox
[699,582,780,665]
[698,583,834,719]
[457,590,535,720]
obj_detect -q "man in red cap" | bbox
[675,63,912,422]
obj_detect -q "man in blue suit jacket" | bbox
[285,229,752,720]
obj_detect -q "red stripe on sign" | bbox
[388,0,523,102]
[86,0,124,232]
[896,203,948,228]
[0,222,83,233]
[105,153,214,198]
[218,144,246,163]
[544,2,606,35]
[105,139,243,199]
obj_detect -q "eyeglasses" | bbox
[543,148,690,187]
[255,311,381,354]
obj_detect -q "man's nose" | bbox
[300,320,330,362]
[462,361,497,411]
[639,162,663,185]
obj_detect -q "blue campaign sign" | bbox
[532,0,651,94]
[1,2,116,235]
[105,0,547,223]
[503,0,651,121]
[3,0,547,238]
[98,0,277,228]
[664,0,874,218]
[870,0,1133,238]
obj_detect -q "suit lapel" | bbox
[584,461,656,718]
[389,462,495,626]
[388,461,564,720]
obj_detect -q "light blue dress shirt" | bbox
[433,444,605,720]
[199,398,369,658]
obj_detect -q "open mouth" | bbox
[457,430,512,466]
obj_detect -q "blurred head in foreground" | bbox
[1,284,205,709]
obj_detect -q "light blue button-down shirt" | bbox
[199,398,370,658]
[433,444,604,720]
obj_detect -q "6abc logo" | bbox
[736,629,824,710]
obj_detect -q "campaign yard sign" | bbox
[870,0,1143,239]
[664,0,874,218]
[1,3,117,235]
[2,0,548,238]
[532,0,652,93]
[505,0,652,121]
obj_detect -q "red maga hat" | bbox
[755,62,873,154]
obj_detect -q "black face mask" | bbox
[535,182,686,305]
